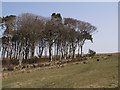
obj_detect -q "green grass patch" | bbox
[2,54,118,88]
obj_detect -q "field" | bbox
[2,53,119,88]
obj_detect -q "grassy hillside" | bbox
[2,54,118,88]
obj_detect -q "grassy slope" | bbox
[2,54,118,88]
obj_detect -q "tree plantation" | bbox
[0,13,97,65]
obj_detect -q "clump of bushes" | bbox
[2,58,19,65]
[23,57,39,64]
[88,49,96,57]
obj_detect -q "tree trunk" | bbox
[57,44,59,57]
[9,49,12,59]
[59,49,62,61]
[31,51,34,57]
[63,44,68,59]
[59,43,62,60]
[80,46,83,57]
[69,46,72,58]
[44,46,47,57]
[31,41,35,58]
[80,39,85,57]
[71,43,76,59]
[49,44,53,61]
[2,47,6,59]
[25,47,29,60]
[78,43,80,57]
[72,49,75,59]
[38,46,44,58]
[19,51,23,66]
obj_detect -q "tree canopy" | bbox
[0,13,97,63]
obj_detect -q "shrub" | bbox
[88,49,96,57]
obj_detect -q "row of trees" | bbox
[0,13,97,62]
